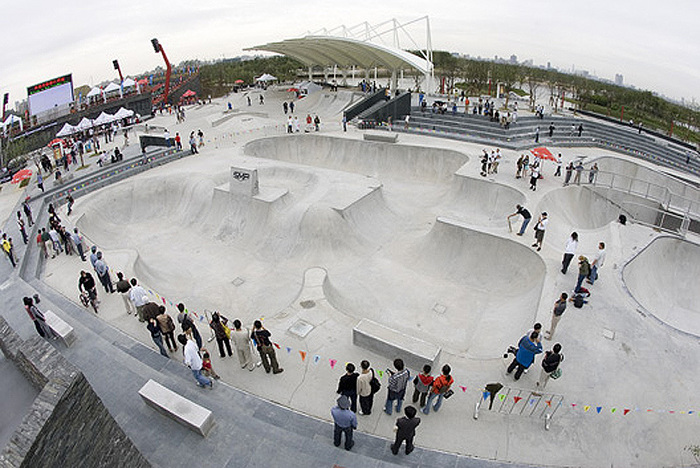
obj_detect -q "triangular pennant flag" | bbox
[299,351,306,361]
[545,400,552,407]
[513,396,522,404]
[378,370,384,378]
[273,342,280,349]
[529,399,535,405]
[688,411,694,415]
[148,290,153,295]
[285,347,292,354]
[669,411,675,414]
[623,409,631,416]
[571,403,577,408]
[155,293,160,300]
[499,394,506,402]
[329,359,337,369]
[584,405,591,412]
[482,391,490,401]
[162,297,166,304]
[611,408,617,413]
[596,407,602,414]
[459,385,467,393]
[647,409,654,412]
[313,355,320,364]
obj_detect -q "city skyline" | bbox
[1,2,698,110]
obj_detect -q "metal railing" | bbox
[619,201,692,236]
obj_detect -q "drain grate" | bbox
[433,303,447,315]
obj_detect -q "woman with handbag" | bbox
[537,343,564,388]
[422,364,454,415]
[209,312,233,358]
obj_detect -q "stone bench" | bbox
[363,132,398,143]
[138,379,214,436]
[352,319,440,370]
[43,310,76,347]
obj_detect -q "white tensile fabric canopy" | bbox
[56,123,76,137]
[94,111,117,125]
[103,82,121,93]
[2,114,23,132]
[113,107,134,119]
[255,73,277,82]
[122,77,136,88]
[76,117,94,131]
[86,86,103,98]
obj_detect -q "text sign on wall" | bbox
[230,166,259,196]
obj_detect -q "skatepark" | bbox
[2,86,700,467]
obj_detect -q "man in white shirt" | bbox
[129,278,149,322]
[532,212,548,251]
[587,242,606,285]
[178,334,212,388]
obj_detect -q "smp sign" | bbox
[229,166,259,196]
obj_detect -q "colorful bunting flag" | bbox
[313,355,320,365]
[329,359,337,369]
[286,347,292,354]
[584,406,591,412]
[513,396,522,404]
[459,385,467,393]
[273,342,280,350]
[596,407,602,414]
[299,351,306,361]
[499,394,506,402]
[482,391,489,401]
[623,409,631,416]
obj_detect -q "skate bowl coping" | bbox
[363,132,398,143]
[353,318,441,370]
[138,379,214,437]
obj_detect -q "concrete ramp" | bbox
[445,173,525,227]
[623,237,700,337]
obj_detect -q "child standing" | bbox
[412,364,434,407]
[201,350,220,380]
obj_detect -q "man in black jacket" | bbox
[337,363,359,413]
[391,405,421,455]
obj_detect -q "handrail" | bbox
[619,200,691,236]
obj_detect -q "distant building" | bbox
[615,74,624,86]
[509,54,518,64]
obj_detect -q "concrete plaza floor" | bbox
[3,87,700,467]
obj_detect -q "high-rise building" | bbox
[615,74,624,86]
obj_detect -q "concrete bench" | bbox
[43,310,76,347]
[352,319,440,370]
[363,132,398,143]
[138,379,214,436]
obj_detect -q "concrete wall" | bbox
[0,317,150,468]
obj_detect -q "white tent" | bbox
[122,77,136,88]
[2,114,23,132]
[56,122,76,137]
[94,111,116,125]
[255,73,277,82]
[113,107,134,119]
[86,86,103,98]
[103,82,121,94]
[76,117,94,131]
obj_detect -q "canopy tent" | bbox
[234,79,245,84]
[94,111,116,125]
[76,117,94,131]
[56,122,76,137]
[181,89,197,98]
[103,82,121,94]
[137,78,149,86]
[86,86,103,98]
[2,114,23,132]
[255,73,277,82]
[113,107,134,119]
[122,77,136,88]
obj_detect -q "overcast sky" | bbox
[1,1,698,108]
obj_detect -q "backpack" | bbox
[573,294,584,308]
[369,370,381,395]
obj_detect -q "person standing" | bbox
[537,343,564,388]
[23,199,34,227]
[209,312,233,358]
[289,101,295,114]
[508,205,532,236]
[178,334,212,388]
[1,235,15,268]
[587,242,606,285]
[544,293,568,340]
[554,154,562,176]
[391,406,421,455]
[575,256,591,293]
[66,193,75,215]
[93,252,114,293]
[534,126,540,143]
[384,358,411,415]
[251,320,284,374]
[189,133,198,154]
[331,395,357,451]
[129,278,149,322]
[147,318,169,357]
[231,319,256,371]
[564,162,574,186]
[156,306,178,352]
[422,364,454,414]
[16,212,28,245]
[71,228,86,261]
[337,363,359,414]
[507,331,543,380]
[356,360,375,415]
[588,163,599,184]
[37,172,44,192]
[23,296,50,338]
[532,212,548,252]
[411,364,434,408]
[561,232,579,274]
[115,272,134,314]
[548,123,555,138]
[529,164,540,191]
[174,132,182,151]
[177,303,203,350]
[573,161,584,185]
[78,270,98,311]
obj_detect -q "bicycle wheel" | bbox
[80,293,89,308]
